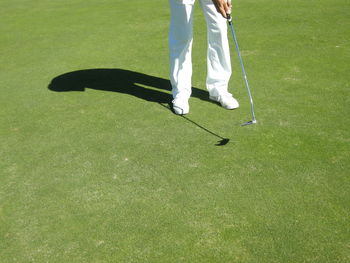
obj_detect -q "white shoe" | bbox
[172,97,189,115]
[209,94,239,110]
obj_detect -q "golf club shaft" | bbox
[226,1,257,123]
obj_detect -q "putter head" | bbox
[241,120,257,126]
[216,138,230,146]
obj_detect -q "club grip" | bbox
[227,14,232,24]
[226,0,232,23]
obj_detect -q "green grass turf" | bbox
[1,0,349,262]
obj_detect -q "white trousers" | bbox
[169,0,232,99]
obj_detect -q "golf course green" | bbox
[1,0,349,262]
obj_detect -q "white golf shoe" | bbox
[209,93,239,110]
[172,97,189,115]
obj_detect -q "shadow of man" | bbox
[48,68,229,146]
[48,68,210,104]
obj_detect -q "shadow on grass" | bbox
[48,68,210,103]
[158,103,230,146]
[48,68,229,146]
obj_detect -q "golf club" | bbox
[226,0,257,126]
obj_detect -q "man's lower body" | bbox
[169,0,239,115]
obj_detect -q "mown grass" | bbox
[0,0,349,262]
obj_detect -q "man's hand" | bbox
[212,0,232,18]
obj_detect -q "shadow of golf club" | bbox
[158,103,230,146]
[48,68,230,146]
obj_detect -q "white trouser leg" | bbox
[169,0,195,99]
[199,0,232,97]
